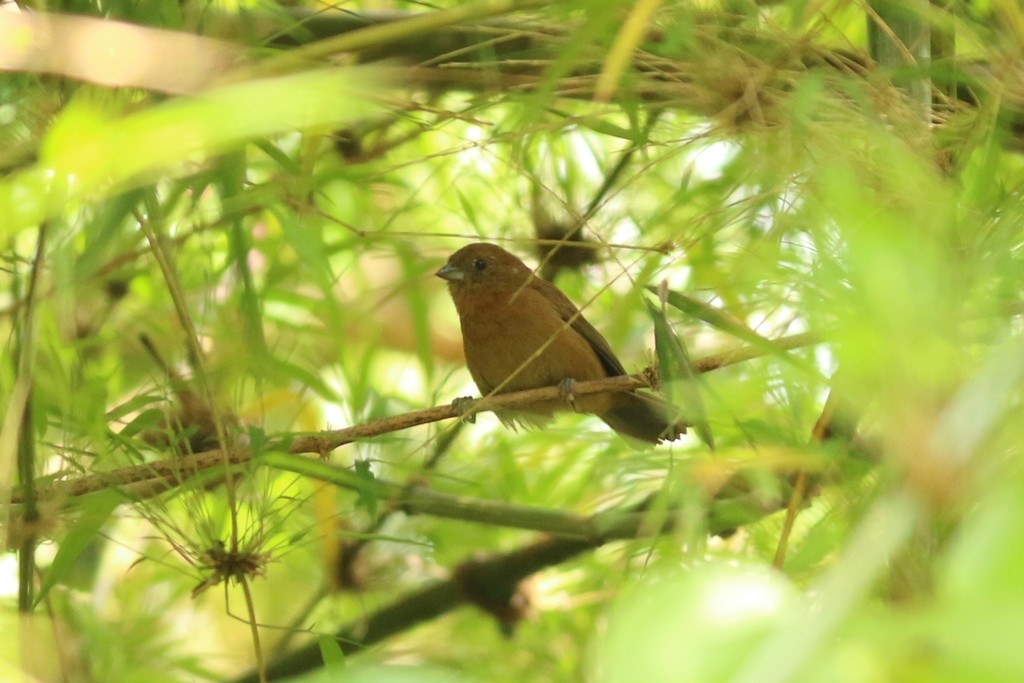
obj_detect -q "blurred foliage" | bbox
[2,0,1024,682]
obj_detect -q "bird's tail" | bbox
[600,392,687,444]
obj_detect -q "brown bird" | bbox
[436,242,685,444]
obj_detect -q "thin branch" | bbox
[6,331,822,506]
[774,368,861,569]
[238,578,267,683]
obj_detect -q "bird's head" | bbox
[435,243,533,298]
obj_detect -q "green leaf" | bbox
[272,204,336,295]
[649,285,816,376]
[1,67,383,238]
[644,296,714,449]
[648,285,772,347]
[116,408,166,439]
[318,633,347,675]
[254,139,301,175]
[106,395,166,422]
[353,459,379,518]
[545,107,644,143]
[35,489,123,606]
[264,355,341,402]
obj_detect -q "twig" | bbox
[774,368,858,569]
[6,331,822,506]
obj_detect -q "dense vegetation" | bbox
[3,1,1024,682]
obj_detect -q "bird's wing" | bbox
[529,278,629,378]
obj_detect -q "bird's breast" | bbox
[454,288,609,396]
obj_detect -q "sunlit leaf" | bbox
[644,295,714,449]
[35,490,123,605]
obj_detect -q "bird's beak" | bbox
[435,262,464,282]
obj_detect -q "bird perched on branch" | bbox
[436,242,685,444]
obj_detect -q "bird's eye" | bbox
[473,258,487,271]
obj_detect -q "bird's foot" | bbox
[557,378,579,412]
[452,396,477,424]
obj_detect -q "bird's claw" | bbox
[452,396,477,424]
[557,378,579,411]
